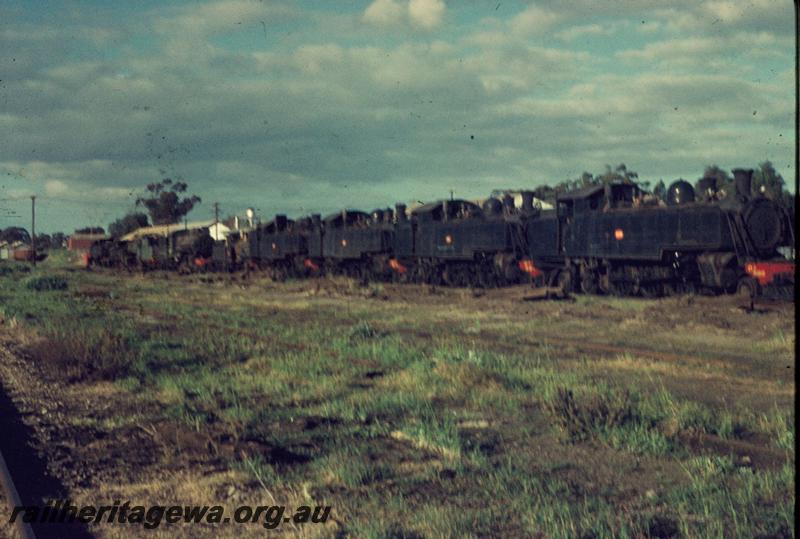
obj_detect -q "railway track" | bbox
[0,447,35,539]
[0,358,92,539]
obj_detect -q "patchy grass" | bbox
[669,457,794,538]
[27,322,137,381]
[25,275,69,291]
[0,263,794,538]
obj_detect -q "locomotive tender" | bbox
[90,168,794,298]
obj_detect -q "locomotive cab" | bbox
[565,183,644,214]
[322,209,393,264]
[412,200,484,223]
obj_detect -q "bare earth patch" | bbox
[0,265,794,537]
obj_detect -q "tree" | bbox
[36,233,52,250]
[554,164,640,194]
[136,179,201,225]
[1,227,31,244]
[577,171,596,188]
[752,161,794,218]
[532,164,641,203]
[532,184,557,203]
[751,161,785,199]
[697,165,732,193]
[597,163,638,185]
[109,212,150,238]
[51,232,67,249]
[652,180,667,201]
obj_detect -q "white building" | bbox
[120,220,232,242]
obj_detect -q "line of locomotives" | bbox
[89,168,795,298]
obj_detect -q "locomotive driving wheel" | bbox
[736,277,758,300]
[736,277,758,310]
[270,264,288,282]
[578,261,600,295]
[580,270,599,295]
[479,267,498,288]
[556,269,573,297]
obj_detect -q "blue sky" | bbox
[0,0,794,233]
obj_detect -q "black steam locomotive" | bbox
[524,169,794,297]
[90,168,795,298]
[89,228,214,272]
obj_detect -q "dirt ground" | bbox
[0,272,795,538]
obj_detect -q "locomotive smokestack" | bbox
[521,191,534,213]
[311,214,321,227]
[732,168,753,200]
[395,203,406,223]
[442,200,449,222]
[384,208,394,223]
[502,194,514,214]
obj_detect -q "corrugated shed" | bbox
[120,220,231,242]
[67,234,109,251]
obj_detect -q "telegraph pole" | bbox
[213,202,219,240]
[30,195,36,267]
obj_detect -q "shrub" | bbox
[0,264,31,276]
[25,276,68,291]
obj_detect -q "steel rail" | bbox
[0,447,36,539]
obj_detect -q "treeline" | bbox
[0,227,67,250]
[533,161,793,214]
[4,166,792,251]
[106,178,202,238]
[1,178,203,250]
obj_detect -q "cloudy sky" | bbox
[0,0,794,233]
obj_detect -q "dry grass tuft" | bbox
[27,326,134,382]
[546,386,634,442]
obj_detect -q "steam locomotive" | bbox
[89,168,795,298]
[524,169,794,298]
[90,228,213,272]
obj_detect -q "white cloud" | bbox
[45,180,69,196]
[363,0,446,30]
[615,32,791,74]
[509,5,560,35]
[363,0,405,26]
[154,0,296,37]
[293,44,345,74]
[408,0,446,30]
[655,1,792,35]
[0,1,794,231]
[555,22,622,41]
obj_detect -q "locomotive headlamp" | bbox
[614,229,624,240]
[445,234,453,245]
[272,242,277,251]
[341,239,348,247]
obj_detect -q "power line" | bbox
[31,196,36,267]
